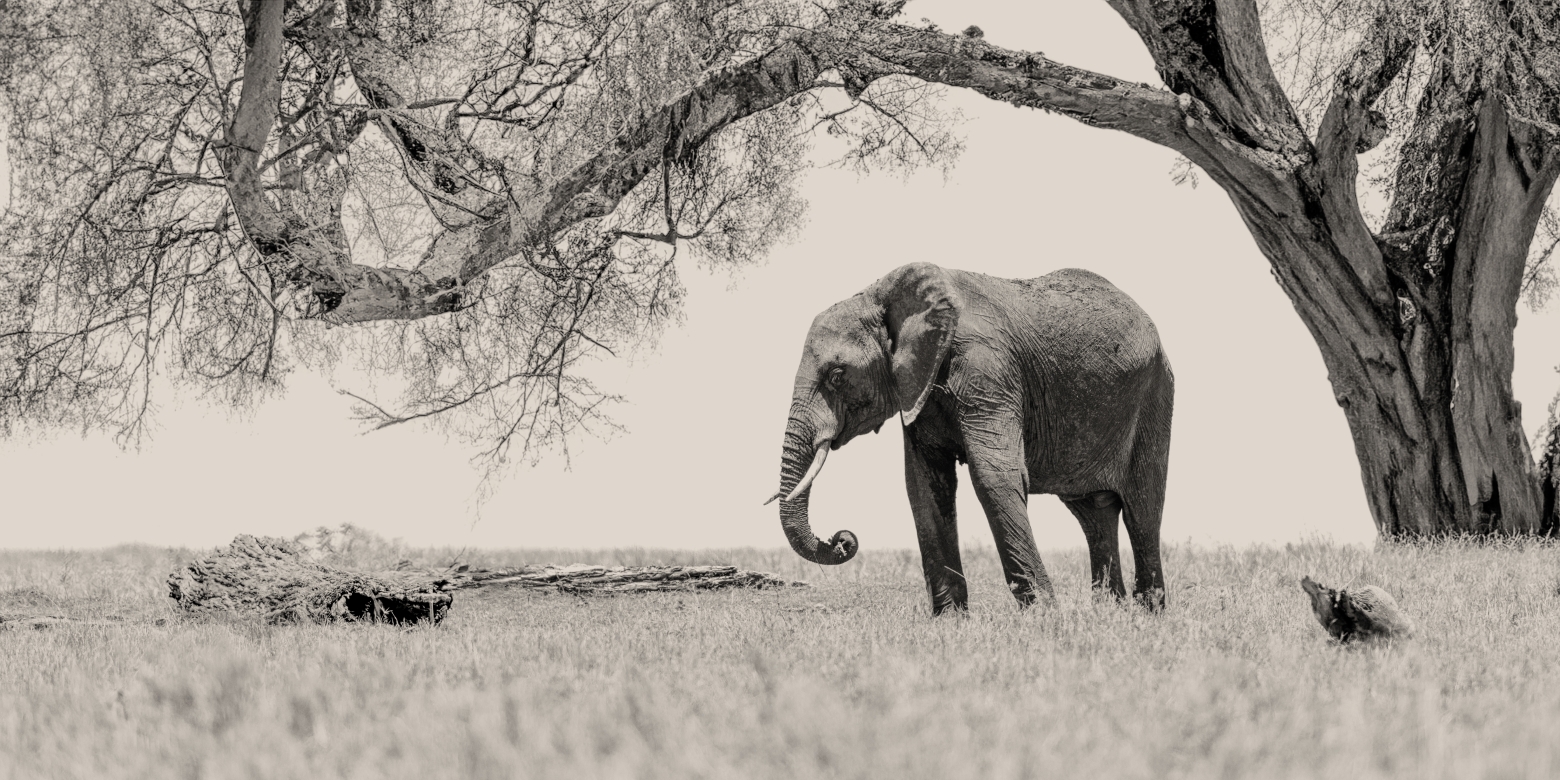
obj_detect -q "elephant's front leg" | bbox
[904,430,966,615]
[964,417,1054,607]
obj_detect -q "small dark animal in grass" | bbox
[1299,576,1415,643]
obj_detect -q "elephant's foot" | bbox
[1133,587,1166,612]
[1091,583,1130,605]
[1007,576,1056,609]
[1092,577,1128,601]
[929,600,970,617]
[927,580,968,616]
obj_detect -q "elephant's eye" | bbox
[825,366,845,389]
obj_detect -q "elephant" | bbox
[766,262,1173,614]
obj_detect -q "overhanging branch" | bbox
[847,20,1196,155]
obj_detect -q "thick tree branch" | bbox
[839,15,1355,274]
[338,0,506,221]
[1378,46,1477,277]
[1306,12,1421,306]
[223,0,291,252]
[220,0,449,324]
[525,38,832,240]
[1107,0,1307,159]
[843,20,1195,154]
[412,33,843,314]
[932,2,1389,324]
[225,4,857,324]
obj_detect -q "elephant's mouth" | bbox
[833,407,891,451]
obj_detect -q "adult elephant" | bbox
[765,262,1173,614]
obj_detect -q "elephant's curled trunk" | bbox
[775,419,858,565]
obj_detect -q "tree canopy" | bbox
[0,0,960,470]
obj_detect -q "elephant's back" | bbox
[1017,267,1154,325]
[970,267,1163,363]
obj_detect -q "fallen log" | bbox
[167,535,805,625]
[448,563,799,593]
[0,614,128,630]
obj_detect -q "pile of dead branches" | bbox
[167,535,804,625]
[168,535,454,625]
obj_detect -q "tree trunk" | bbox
[1261,239,1542,537]
[1216,96,1554,537]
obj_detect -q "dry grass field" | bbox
[4,537,1560,779]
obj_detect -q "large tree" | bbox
[2,0,1558,535]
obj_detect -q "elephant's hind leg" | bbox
[1122,490,1165,610]
[1122,375,1172,611]
[1062,491,1126,599]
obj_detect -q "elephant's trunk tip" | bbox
[827,530,859,562]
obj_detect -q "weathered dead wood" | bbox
[167,535,805,625]
[168,535,455,625]
[447,563,802,594]
[0,615,129,630]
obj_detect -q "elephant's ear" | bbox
[879,264,960,427]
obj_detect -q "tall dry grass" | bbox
[2,538,1560,779]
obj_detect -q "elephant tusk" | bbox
[784,443,830,502]
[762,491,784,506]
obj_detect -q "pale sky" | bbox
[2,2,1557,552]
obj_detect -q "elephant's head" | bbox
[765,263,961,565]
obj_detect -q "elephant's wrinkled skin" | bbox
[770,262,1173,614]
